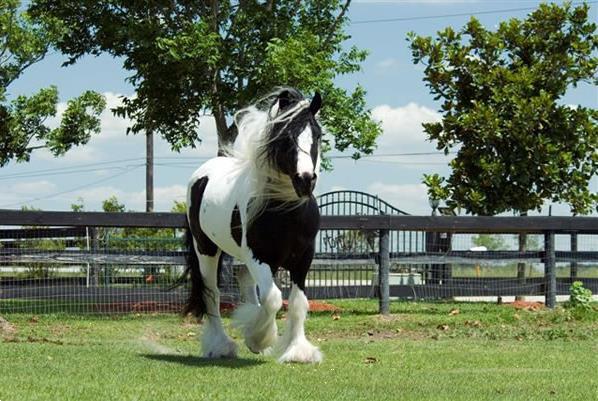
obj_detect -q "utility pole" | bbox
[146,130,154,212]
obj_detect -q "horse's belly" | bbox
[199,201,242,259]
[190,157,246,259]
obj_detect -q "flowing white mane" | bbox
[222,90,314,226]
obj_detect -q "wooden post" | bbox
[544,231,556,309]
[378,229,390,315]
[570,233,578,280]
[426,231,440,285]
[89,227,100,287]
[146,130,154,212]
[516,211,528,301]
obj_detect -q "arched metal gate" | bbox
[274,191,426,300]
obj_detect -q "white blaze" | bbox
[296,127,314,175]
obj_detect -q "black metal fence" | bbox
[1,209,597,314]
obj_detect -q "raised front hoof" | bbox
[278,340,323,364]
[243,322,278,354]
[202,339,239,359]
[233,304,278,354]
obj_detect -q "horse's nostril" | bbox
[299,172,315,182]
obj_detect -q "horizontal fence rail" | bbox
[1,209,598,232]
[1,209,597,314]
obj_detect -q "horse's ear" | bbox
[310,92,322,115]
[278,90,291,110]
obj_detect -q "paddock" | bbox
[1,300,597,401]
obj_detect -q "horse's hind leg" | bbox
[233,256,281,353]
[198,252,238,358]
[237,265,258,304]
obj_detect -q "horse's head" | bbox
[264,89,322,198]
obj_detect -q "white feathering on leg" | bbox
[277,284,322,364]
[201,319,238,359]
[232,303,278,353]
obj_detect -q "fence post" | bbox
[378,229,390,315]
[89,227,99,287]
[570,233,578,280]
[544,231,556,309]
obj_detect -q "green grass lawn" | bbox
[1,300,597,401]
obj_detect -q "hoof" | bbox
[233,303,278,353]
[243,319,278,353]
[278,340,322,364]
[202,339,238,359]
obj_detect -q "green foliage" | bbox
[70,197,85,212]
[408,2,597,215]
[471,234,507,251]
[170,200,186,214]
[16,205,64,278]
[101,196,125,213]
[565,281,593,311]
[0,0,106,166]
[30,0,381,158]
[422,173,449,201]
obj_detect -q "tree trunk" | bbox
[213,110,239,156]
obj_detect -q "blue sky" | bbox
[2,0,597,215]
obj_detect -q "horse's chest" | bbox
[246,200,320,269]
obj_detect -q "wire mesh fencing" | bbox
[1,220,597,315]
[0,226,191,314]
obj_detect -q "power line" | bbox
[156,151,454,160]
[0,164,146,181]
[358,159,448,165]
[351,1,597,24]
[0,151,454,181]
[0,157,146,180]
[0,165,142,208]
[328,151,455,159]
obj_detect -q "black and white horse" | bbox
[185,88,323,363]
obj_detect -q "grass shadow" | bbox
[141,353,266,368]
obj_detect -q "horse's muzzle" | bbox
[292,172,317,198]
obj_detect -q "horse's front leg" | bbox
[232,255,281,353]
[277,249,322,363]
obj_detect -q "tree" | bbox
[30,0,381,159]
[472,234,507,251]
[0,0,106,167]
[409,2,597,216]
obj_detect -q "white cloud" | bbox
[368,181,430,215]
[154,116,219,159]
[10,180,57,195]
[376,58,401,70]
[36,143,102,163]
[0,180,58,208]
[371,102,440,152]
[36,91,220,165]
[355,0,478,3]
[97,92,132,140]
[70,184,187,212]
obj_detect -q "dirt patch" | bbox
[93,302,184,314]
[3,336,64,345]
[507,301,545,311]
[0,316,16,337]
[90,300,339,314]
[93,301,241,314]
[281,300,341,313]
